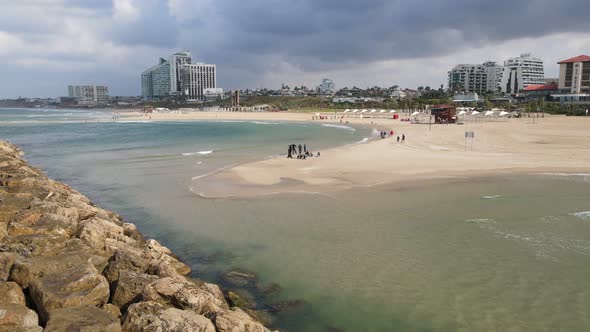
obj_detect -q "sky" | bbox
[0,0,589,98]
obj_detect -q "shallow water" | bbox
[2,108,590,331]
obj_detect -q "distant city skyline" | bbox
[0,1,589,98]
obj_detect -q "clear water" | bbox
[2,108,590,331]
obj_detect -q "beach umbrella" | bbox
[458,110,467,116]
[315,113,321,116]
[352,109,359,113]
[390,110,396,113]
[380,110,386,113]
[370,109,377,113]
[411,111,420,116]
[499,111,509,117]
[484,110,494,116]
[344,109,350,113]
[362,109,368,113]
[471,111,480,116]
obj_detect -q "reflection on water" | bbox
[2,110,590,331]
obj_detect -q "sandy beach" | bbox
[124,111,590,197]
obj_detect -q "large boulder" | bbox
[122,301,215,332]
[111,271,158,312]
[44,306,121,332]
[213,308,273,332]
[142,277,229,316]
[0,281,25,305]
[0,233,70,257]
[0,252,16,281]
[10,251,108,288]
[77,217,130,250]
[29,264,110,323]
[221,269,257,288]
[145,239,191,276]
[0,303,42,332]
[103,248,150,285]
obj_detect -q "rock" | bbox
[0,303,42,332]
[122,301,215,332]
[0,281,25,305]
[103,249,150,284]
[1,233,69,257]
[10,251,108,288]
[0,252,16,281]
[243,308,275,327]
[257,282,282,298]
[102,303,122,320]
[213,308,272,332]
[77,217,127,250]
[29,264,110,323]
[145,239,191,276]
[122,223,144,242]
[44,306,121,332]
[111,271,158,312]
[142,277,229,316]
[226,290,252,309]
[221,269,257,288]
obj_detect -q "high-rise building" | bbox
[67,85,109,105]
[169,51,192,95]
[483,61,507,93]
[448,64,488,94]
[319,78,335,94]
[557,55,590,94]
[503,53,545,91]
[179,63,217,101]
[141,58,171,101]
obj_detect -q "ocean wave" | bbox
[356,137,369,144]
[569,211,590,220]
[251,121,278,125]
[182,150,214,156]
[321,124,356,131]
[465,218,496,224]
[539,173,590,177]
[117,120,153,124]
[481,195,502,199]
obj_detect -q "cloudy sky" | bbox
[1,0,589,98]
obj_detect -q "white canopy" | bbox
[458,110,467,115]
[484,110,494,116]
[344,109,350,113]
[390,110,397,113]
[411,111,420,116]
[380,109,386,113]
[352,109,359,113]
[471,111,480,116]
[499,111,510,117]
[362,109,368,113]
[370,109,377,113]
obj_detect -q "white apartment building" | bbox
[448,64,488,94]
[557,55,590,94]
[180,63,217,101]
[68,85,109,105]
[169,51,192,95]
[483,61,507,93]
[503,53,545,91]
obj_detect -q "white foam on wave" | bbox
[482,195,502,199]
[539,172,590,177]
[570,211,590,220]
[251,121,278,125]
[182,150,214,156]
[321,124,356,131]
[117,120,153,124]
[356,137,369,144]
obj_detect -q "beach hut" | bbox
[430,105,457,124]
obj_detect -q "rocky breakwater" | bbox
[0,141,275,331]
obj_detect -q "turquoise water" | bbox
[2,108,590,331]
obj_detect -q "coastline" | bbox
[120,111,590,197]
[0,141,275,331]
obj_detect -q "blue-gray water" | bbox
[2,108,590,331]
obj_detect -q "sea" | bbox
[2,108,590,331]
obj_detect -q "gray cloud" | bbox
[0,0,588,97]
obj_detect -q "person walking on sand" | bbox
[304,144,307,154]
[402,134,405,143]
[298,144,302,155]
[397,136,400,143]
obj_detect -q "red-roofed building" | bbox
[523,83,559,100]
[557,55,590,94]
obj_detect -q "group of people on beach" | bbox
[287,144,320,159]
[379,129,406,143]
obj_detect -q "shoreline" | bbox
[0,141,275,331]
